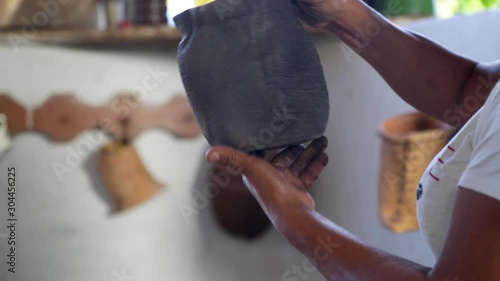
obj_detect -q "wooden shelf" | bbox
[0,25,182,45]
[0,24,325,46]
[0,16,429,46]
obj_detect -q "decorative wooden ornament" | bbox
[0,93,201,141]
[156,95,201,139]
[0,92,198,211]
[99,94,201,141]
[377,112,453,234]
[97,141,164,212]
[34,94,103,141]
[0,94,27,135]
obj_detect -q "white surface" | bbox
[0,45,308,281]
[0,114,12,157]
[0,10,499,281]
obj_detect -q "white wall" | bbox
[0,44,315,281]
[0,10,498,281]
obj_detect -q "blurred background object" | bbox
[166,0,214,27]
[102,0,126,29]
[194,0,215,5]
[436,0,499,18]
[166,0,194,27]
[0,0,97,29]
[0,0,22,28]
[380,0,435,17]
[377,112,453,234]
[126,0,166,26]
[165,0,213,27]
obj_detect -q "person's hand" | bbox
[297,0,346,28]
[206,137,329,212]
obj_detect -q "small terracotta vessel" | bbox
[211,165,271,239]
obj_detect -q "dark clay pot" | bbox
[174,0,330,152]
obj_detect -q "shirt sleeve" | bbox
[459,84,500,200]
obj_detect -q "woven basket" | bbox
[377,112,452,233]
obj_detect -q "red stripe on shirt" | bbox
[429,170,440,181]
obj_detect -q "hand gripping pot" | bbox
[174,0,330,152]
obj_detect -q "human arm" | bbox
[273,187,500,281]
[299,0,500,127]
[206,137,500,281]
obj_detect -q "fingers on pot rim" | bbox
[299,152,329,189]
[289,136,328,176]
[271,145,306,168]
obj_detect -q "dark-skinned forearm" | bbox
[272,204,431,281]
[325,0,500,127]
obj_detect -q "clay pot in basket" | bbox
[210,165,271,239]
[98,142,163,212]
[174,0,329,152]
[377,112,453,234]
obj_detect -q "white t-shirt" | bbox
[417,81,500,260]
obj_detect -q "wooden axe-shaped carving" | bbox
[0,94,27,136]
[28,93,201,142]
[98,94,201,142]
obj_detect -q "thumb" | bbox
[206,146,255,174]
